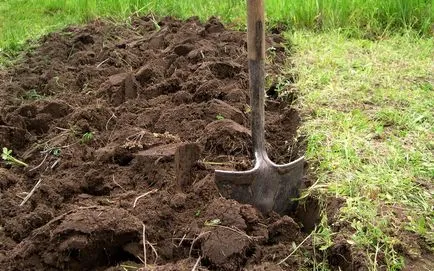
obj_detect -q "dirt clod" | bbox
[202,227,251,270]
[201,119,252,156]
[268,215,300,244]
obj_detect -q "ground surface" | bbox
[1,16,432,271]
[0,16,321,271]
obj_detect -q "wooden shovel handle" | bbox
[247,0,266,154]
[247,0,265,61]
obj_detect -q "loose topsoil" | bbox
[0,16,364,271]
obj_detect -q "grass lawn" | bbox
[289,30,433,269]
[0,0,433,270]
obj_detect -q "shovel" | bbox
[215,0,304,215]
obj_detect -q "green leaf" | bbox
[194,210,201,217]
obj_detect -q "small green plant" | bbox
[1,147,28,167]
[80,131,94,144]
[312,215,334,251]
[23,89,44,100]
[194,209,201,217]
[405,216,431,241]
[216,114,225,120]
[51,148,61,156]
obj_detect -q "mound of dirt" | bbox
[0,16,351,270]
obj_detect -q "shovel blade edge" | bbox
[214,157,304,215]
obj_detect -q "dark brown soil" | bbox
[0,16,360,270]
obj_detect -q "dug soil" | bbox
[1,16,358,271]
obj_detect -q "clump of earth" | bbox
[0,16,363,270]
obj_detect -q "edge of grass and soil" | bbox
[1,1,433,270]
[1,0,432,66]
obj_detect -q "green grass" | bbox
[287,30,433,269]
[0,0,432,61]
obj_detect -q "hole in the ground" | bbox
[327,237,354,271]
[64,240,142,270]
[105,246,142,267]
[201,257,212,269]
[81,186,110,196]
[245,246,255,257]
[266,84,279,99]
[68,248,80,258]
[291,194,345,233]
[292,196,321,233]
[114,153,134,166]
[80,176,111,196]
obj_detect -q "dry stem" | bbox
[19,179,42,206]
[278,232,312,265]
[191,256,201,271]
[29,153,48,172]
[105,112,117,130]
[178,233,187,247]
[112,175,127,192]
[96,58,110,68]
[189,231,211,257]
[133,189,158,208]
[51,158,61,169]
[142,223,147,269]
[146,240,159,264]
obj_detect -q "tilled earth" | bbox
[0,16,359,270]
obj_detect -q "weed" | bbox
[22,89,44,100]
[406,216,434,244]
[80,131,94,144]
[267,74,298,103]
[313,215,334,252]
[1,147,28,167]
[51,148,61,156]
[216,114,225,120]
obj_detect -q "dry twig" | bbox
[189,231,211,257]
[146,240,159,264]
[29,153,49,172]
[105,112,117,130]
[133,189,158,208]
[191,256,201,271]
[51,158,61,169]
[142,223,147,269]
[178,233,187,247]
[112,175,127,192]
[96,58,110,68]
[20,179,42,206]
[278,232,313,265]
